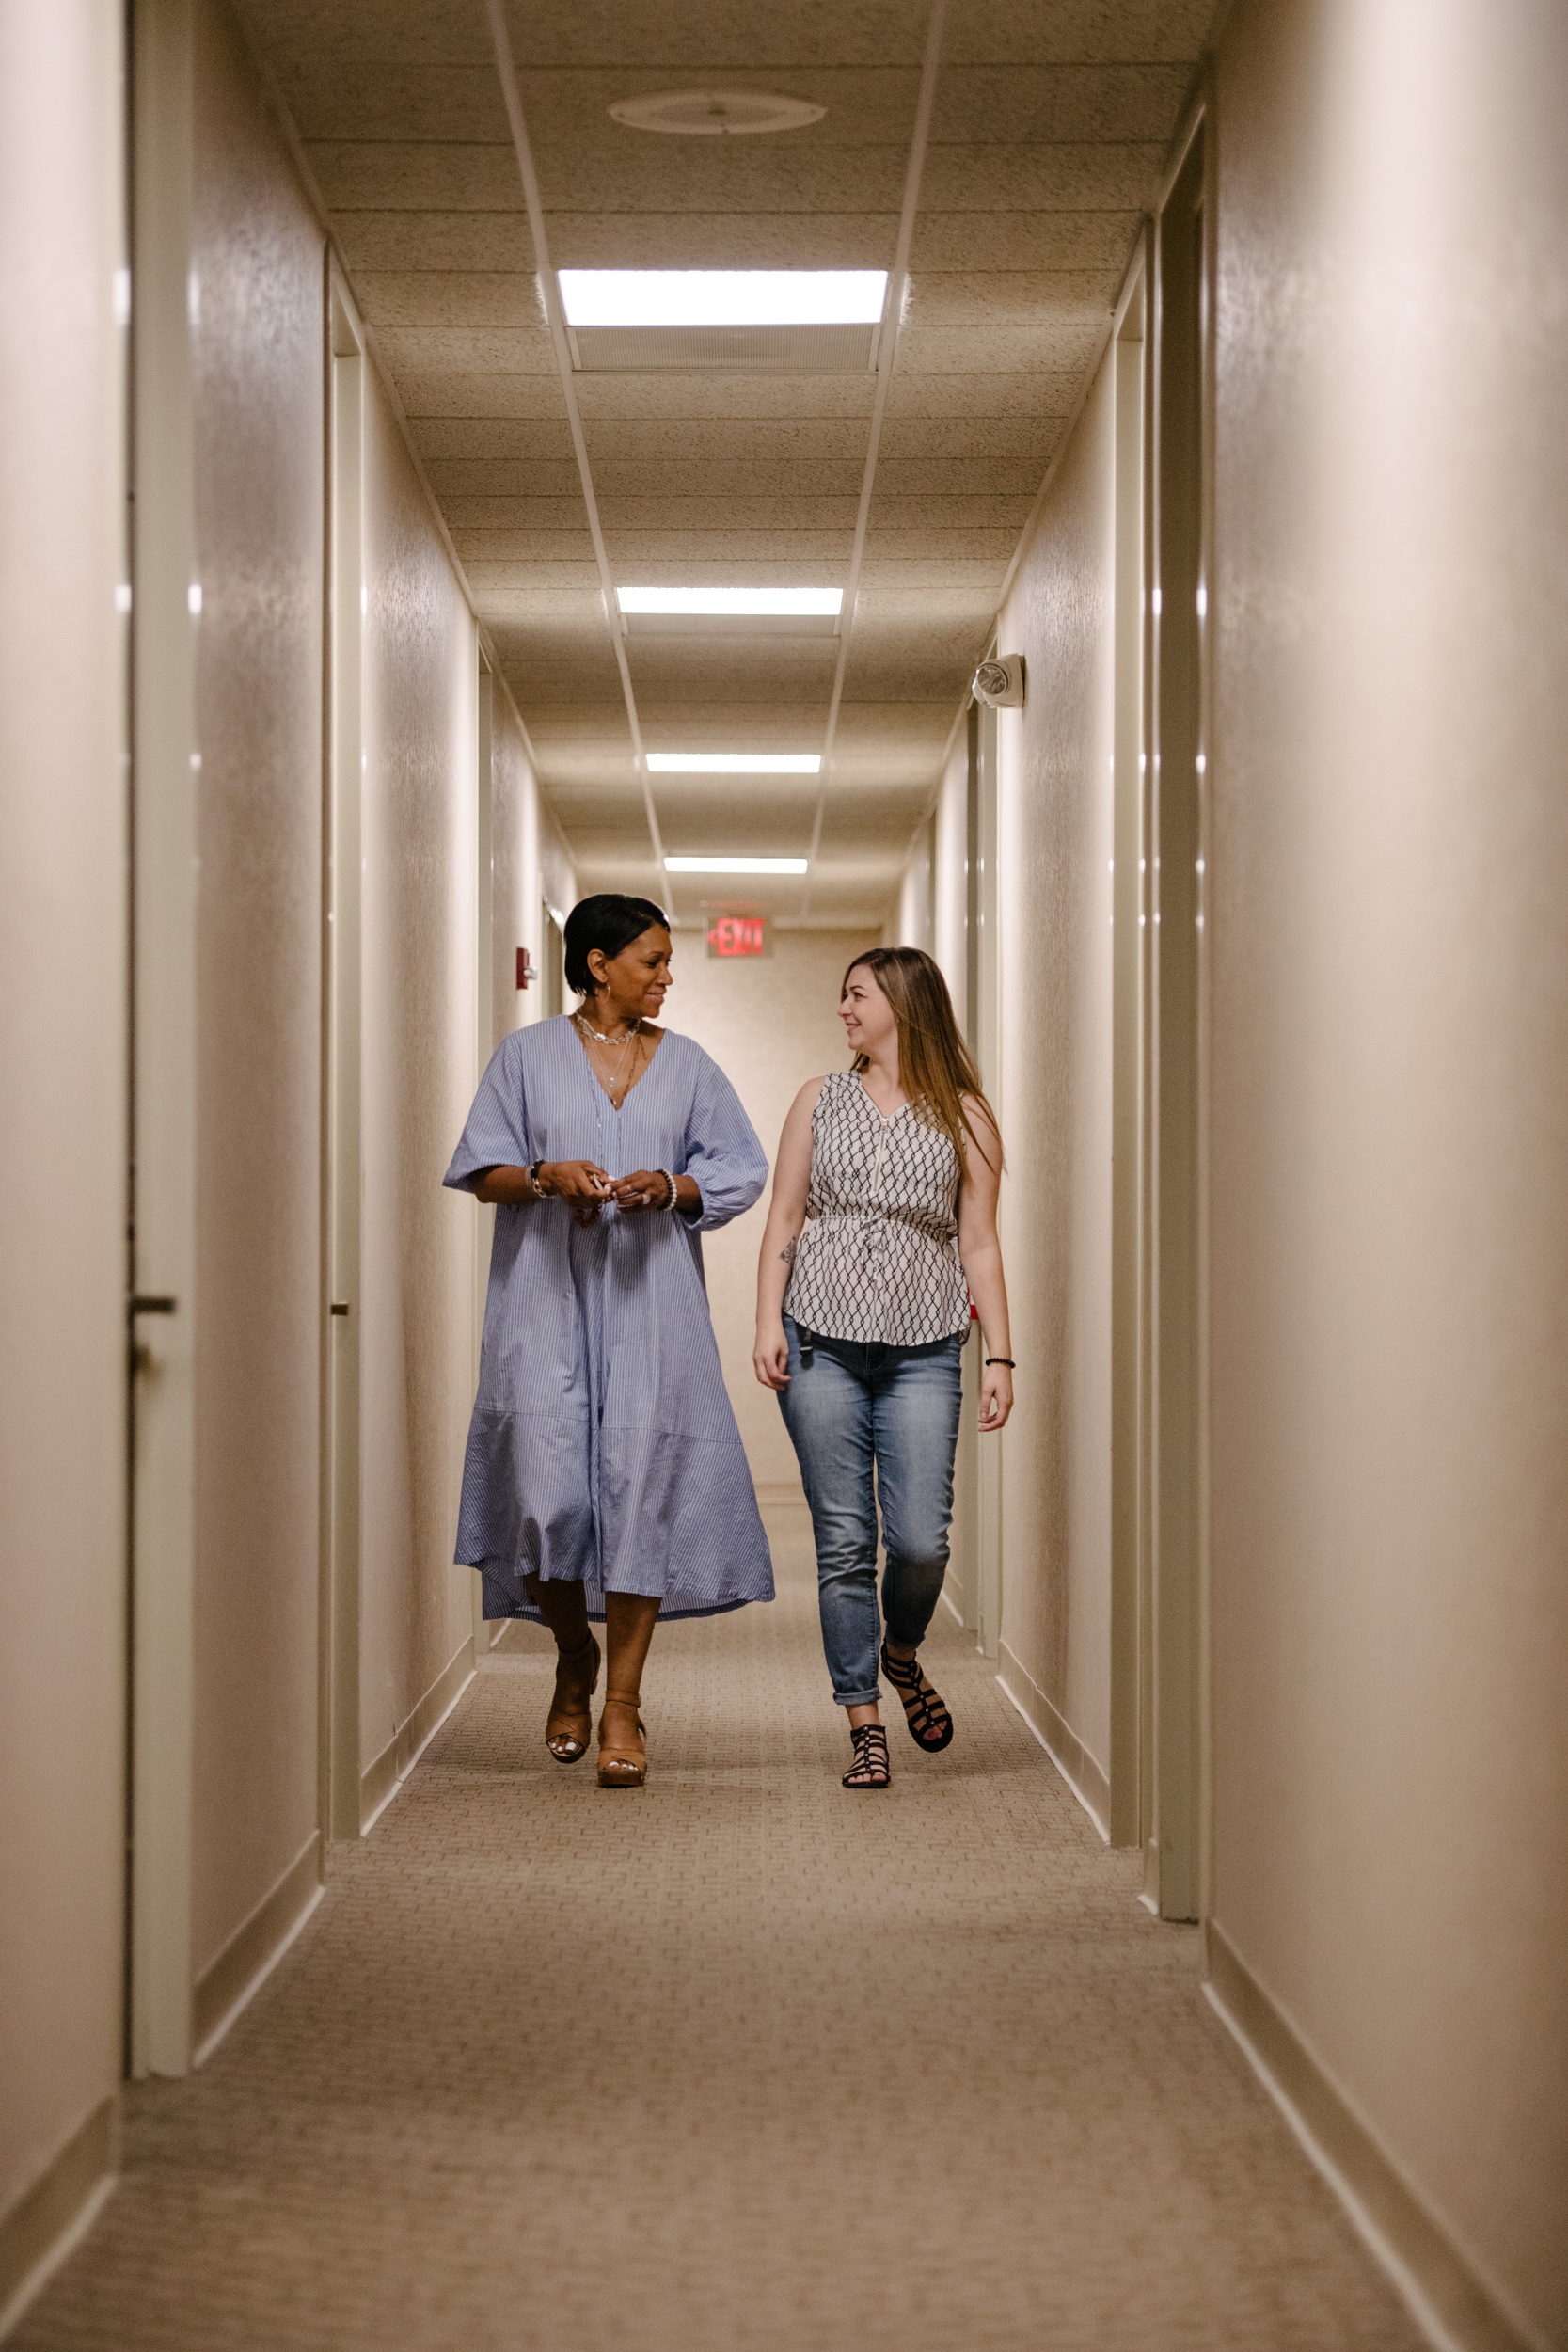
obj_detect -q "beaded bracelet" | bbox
[660,1169,678,1211]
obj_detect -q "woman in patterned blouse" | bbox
[753,946,1013,1789]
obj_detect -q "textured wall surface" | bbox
[0,0,126,2230]
[487,687,574,1051]
[930,743,969,1036]
[993,351,1117,1783]
[664,929,866,1494]
[358,365,479,1777]
[1210,1,1568,2335]
[189,0,325,1978]
[489,690,537,1052]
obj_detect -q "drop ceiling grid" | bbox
[241,0,1222,924]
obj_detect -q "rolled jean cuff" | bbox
[833,1683,881,1709]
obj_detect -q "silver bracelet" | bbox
[660,1169,678,1211]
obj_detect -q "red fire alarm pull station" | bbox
[705,914,768,959]
[516,946,539,990]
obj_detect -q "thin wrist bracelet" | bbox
[986,1355,1016,1368]
[660,1169,678,1211]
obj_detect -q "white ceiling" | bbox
[245,0,1219,926]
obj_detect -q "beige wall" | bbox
[991,350,1119,1794]
[930,739,969,1032]
[357,361,481,1779]
[189,0,325,1980]
[489,688,534,1049]
[890,822,934,955]
[1208,2,1568,2336]
[664,929,866,1495]
[490,687,575,1048]
[0,0,127,2276]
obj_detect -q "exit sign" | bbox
[706,914,768,959]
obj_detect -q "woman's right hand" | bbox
[753,1321,791,1391]
[539,1160,612,1224]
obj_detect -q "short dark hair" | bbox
[562,894,670,997]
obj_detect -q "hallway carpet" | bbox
[16,1516,1425,2352]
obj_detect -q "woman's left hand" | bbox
[978,1362,1013,1431]
[610,1168,667,1213]
[612,1169,702,1216]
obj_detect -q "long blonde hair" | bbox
[842,946,1003,1173]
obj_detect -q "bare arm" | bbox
[957,1103,1013,1432]
[752,1079,823,1390]
[470,1160,613,1214]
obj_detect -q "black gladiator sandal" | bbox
[880,1641,955,1752]
[842,1723,891,1790]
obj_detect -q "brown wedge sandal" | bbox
[596,1692,648,1788]
[545,1630,600,1764]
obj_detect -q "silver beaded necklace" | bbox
[575,1009,643,1102]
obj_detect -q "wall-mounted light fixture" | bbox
[972,655,1026,710]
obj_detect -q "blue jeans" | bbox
[776,1317,964,1706]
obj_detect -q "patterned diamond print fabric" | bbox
[784,1072,972,1346]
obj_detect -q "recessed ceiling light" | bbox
[609,90,826,137]
[617,587,843,617]
[647,753,822,774]
[559,271,887,329]
[664,856,809,874]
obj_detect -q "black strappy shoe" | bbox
[842,1723,891,1789]
[880,1642,955,1752]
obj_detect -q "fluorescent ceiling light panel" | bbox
[664,856,809,874]
[616,587,843,617]
[559,271,887,327]
[646,753,822,774]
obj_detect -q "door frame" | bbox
[321,273,365,1842]
[1143,96,1215,1922]
[1107,246,1149,1851]
[965,692,1004,1661]
[128,0,198,2080]
[471,653,497,1662]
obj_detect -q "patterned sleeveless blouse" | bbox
[784,1071,971,1346]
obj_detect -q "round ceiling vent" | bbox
[609,89,826,136]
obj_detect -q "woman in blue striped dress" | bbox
[444,895,773,1788]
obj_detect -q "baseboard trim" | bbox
[359,1638,474,1836]
[753,1479,808,1509]
[193,1828,323,2066]
[0,2095,119,2343]
[1204,1920,1544,2352]
[996,1642,1112,1840]
[488,1616,541,1652]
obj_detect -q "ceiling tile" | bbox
[932,62,1194,143]
[240,0,1214,928]
[308,141,522,212]
[352,272,544,327]
[942,0,1221,67]
[335,212,539,273]
[275,61,510,142]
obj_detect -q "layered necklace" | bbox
[575,1009,645,1107]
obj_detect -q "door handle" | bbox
[130,1295,178,1314]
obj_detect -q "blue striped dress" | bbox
[444,1016,774,1622]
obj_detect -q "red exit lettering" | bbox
[706,915,767,959]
